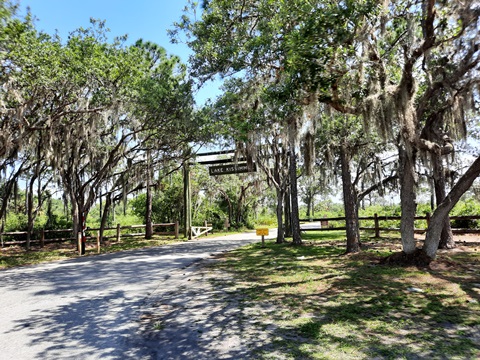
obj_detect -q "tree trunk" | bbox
[26,174,40,251]
[431,151,455,249]
[236,186,246,226]
[276,188,285,244]
[183,163,193,239]
[423,155,480,259]
[145,183,153,239]
[99,193,112,242]
[26,184,32,251]
[0,163,26,233]
[288,117,302,245]
[99,192,103,224]
[284,189,292,237]
[0,179,15,226]
[145,151,153,239]
[69,188,87,254]
[306,191,312,219]
[72,200,80,251]
[340,145,361,253]
[399,145,418,254]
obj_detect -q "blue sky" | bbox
[21,0,220,105]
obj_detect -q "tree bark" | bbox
[305,190,313,219]
[145,151,153,239]
[399,145,418,254]
[275,188,285,244]
[288,117,302,245]
[289,150,302,245]
[99,193,112,242]
[0,162,27,228]
[183,163,191,239]
[72,199,80,251]
[340,145,361,253]
[26,183,32,251]
[284,189,292,237]
[423,155,480,259]
[145,183,153,239]
[431,151,455,249]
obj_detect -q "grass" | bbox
[209,231,480,359]
[0,227,243,269]
[0,234,190,269]
[2,229,479,358]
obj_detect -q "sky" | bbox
[20,0,221,105]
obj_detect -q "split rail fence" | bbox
[300,213,480,237]
[0,222,179,248]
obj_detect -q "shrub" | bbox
[451,198,480,229]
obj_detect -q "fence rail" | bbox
[0,222,179,248]
[300,213,480,237]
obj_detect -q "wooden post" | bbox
[374,213,380,238]
[1,232,3,248]
[40,229,45,248]
[77,232,82,256]
[204,220,208,236]
[116,223,121,242]
[426,212,431,229]
[97,231,101,254]
[174,221,179,239]
[262,235,265,248]
[183,164,192,240]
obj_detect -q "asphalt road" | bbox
[0,231,275,360]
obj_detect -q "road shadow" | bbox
[0,236,264,359]
[135,261,280,359]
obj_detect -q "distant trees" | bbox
[176,0,480,261]
[0,4,204,246]
[1,0,479,264]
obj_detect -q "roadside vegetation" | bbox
[209,231,480,359]
[0,235,184,269]
[0,227,241,269]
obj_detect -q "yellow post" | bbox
[256,228,269,248]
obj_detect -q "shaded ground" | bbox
[135,259,279,359]
[1,232,479,359]
[137,233,480,359]
[0,232,273,360]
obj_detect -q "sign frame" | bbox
[209,162,257,176]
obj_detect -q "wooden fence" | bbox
[300,214,480,237]
[0,222,179,248]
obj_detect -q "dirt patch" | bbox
[379,248,432,267]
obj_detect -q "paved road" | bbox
[300,222,323,230]
[0,231,275,360]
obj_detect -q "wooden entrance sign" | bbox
[209,163,257,176]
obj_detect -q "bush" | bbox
[451,198,480,229]
[255,213,277,227]
[4,212,27,232]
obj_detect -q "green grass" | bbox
[210,231,480,359]
[0,235,187,269]
[0,228,244,270]
[2,229,479,358]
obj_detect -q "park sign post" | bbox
[209,162,257,176]
[256,228,269,247]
